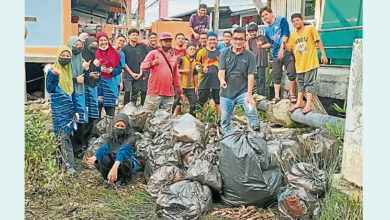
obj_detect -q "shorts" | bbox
[296,68,318,94]
[271,54,296,84]
[197,89,220,106]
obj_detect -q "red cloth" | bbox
[141,49,183,97]
[173,48,186,57]
[95,32,121,79]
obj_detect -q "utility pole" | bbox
[126,0,132,29]
[213,0,220,33]
[137,0,145,29]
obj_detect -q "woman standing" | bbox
[67,36,89,156]
[95,32,123,117]
[82,36,100,143]
[46,46,78,174]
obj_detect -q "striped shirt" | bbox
[178,56,198,89]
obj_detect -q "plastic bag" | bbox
[278,187,320,219]
[147,110,173,137]
[176,142,206,168]
[135,132,152,160]
[267,139,301,173]
[172,113,205,143]
[286,163,326,196]
[147,165,185,197]
[196,143,221,165]
[186,159,222,191]
[148,143,182,173]
[119,103,147,132]
[219,127,283,207]
[155,180,212,220]
[85,134,107,155]
[92,116,113,136]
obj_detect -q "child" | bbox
[286,13,328,114]
[173,42,199,117]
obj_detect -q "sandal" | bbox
[302,107,313,115]
[289,94,297,104]
[270,97,280,104]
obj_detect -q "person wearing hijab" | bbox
[82,36,100,144]
[86,113,138,185]
[67,36,89,156]
[46,46,79,175]
[79,32,90,43]
[95,32,123,117]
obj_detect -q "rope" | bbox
[26,75,45,84]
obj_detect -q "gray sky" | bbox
[142,0,256,26]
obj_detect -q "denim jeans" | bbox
[220,92,260,135]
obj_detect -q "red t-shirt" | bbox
[140,49,183,97]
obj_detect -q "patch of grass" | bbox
[319,186,363,220]
[194,103,221,127]
[326,120,345,144]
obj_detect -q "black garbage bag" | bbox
[155,180,212,220]
[147,165,185,197]
[278,186,320,219]
[91,116,113,136]
[119,103,147,132]
[298,129,339,170]
[147,110,173,137]
[148,143,182,173]
[219,127,283,207]
[135,132,152,160]
[172,114,205,143]
[286,163,326,196]
[85,134,107,155]
[186,159,222,192]
[176,142,206,168]
[196,143,221,165]
[144,159,152,182]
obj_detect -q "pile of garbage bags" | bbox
[84,103,339,219]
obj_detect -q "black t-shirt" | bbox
[122,43,149,79]
[218,48,257,99]
[248,35,269,67]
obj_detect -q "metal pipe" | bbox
[257,100,345,129]
[319,26,363,32]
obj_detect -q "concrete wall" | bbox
[25,0,63,47]
[316,66,350,100]
[341,39,363,187]
[151,21,191,43]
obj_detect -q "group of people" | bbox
[46,4,327,185]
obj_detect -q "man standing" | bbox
[246,22,269,96]
[113,34,127,96]
[141,32,185,116]
[147,32,159,50]
[198,32,208,50]
[259,6,297,104]
[196,31,221,116]
[189,4,209,46]
[122,28,149,106]
[218,27,260,135]
[173,33,186,58]
[217,31,232,53]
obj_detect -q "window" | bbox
[305,0,315,20]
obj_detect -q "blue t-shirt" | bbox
[217,42,231,53]
[114,50,126,86]
[265,17,291,59]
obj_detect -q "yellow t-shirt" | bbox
[288,26,320,73]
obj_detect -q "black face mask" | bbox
[114,128,126,137]
[72,46,82,55]
[162,45,172,51]
[58,57,71,66]
[88,46,98,53]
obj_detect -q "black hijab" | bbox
[82,36,99,87]
[106,113,136,155]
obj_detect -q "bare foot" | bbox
[289,104,304,113]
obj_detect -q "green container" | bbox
[320,0,363,65]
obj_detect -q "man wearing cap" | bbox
[246,22,269,96]
[189,4,210,46]
[195,31,221,116]
[141,32,185,117]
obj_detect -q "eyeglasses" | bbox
[232,38,245,42]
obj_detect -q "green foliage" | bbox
[234,105,247,117]
[257,110,265,121]
[319,187,363,220]
[332,102,347,117]
[25,110,60,191]
[194,103,221,127]
[326,120,345,143]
